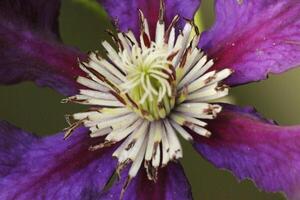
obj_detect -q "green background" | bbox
[1,0,299,199]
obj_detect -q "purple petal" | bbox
[0,0,86,96]
[0,121,117,200]
[99,0,200,37]
[100,162,192,200]
[193,104,300,199]
[200,0,300,86]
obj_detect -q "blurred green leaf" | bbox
[71,0,106,18]
[60,0,112,51]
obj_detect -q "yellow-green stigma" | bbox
[121,45,175,121]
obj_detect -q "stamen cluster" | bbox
[63,8,232,193]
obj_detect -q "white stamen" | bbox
[79,89,115,100]
[170,120,193,141]
[186,70,217,93]
[156,21,165,48]
[118,32,131,53]
[163,119,183,159]
[168,27,176,51]
[106,119,143,142]
[72,111,99,120]
[128,136,147,178]
[76,76,108,92]
[145,122,157,161]
[90,127,112,138]
[81,99,123,107]
[161,122,170,166]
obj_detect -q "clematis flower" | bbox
[1,0,300,200]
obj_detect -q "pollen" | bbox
[63,3,232,195]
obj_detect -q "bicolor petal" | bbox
[193,104,300,200]
[100,162,192,200]
[0,0,85,96]
[98,0,200,37]
[200,0,300,86]
[0,121,117,200]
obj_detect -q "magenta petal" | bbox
[0,122,117,200]
[200,0,300,86]
[193,104,300,199]
[98,0,200,37]
[0,0,85,96]
[100,162,192,200]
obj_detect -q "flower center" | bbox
[120,43,175,121]
[62,4,233,196]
